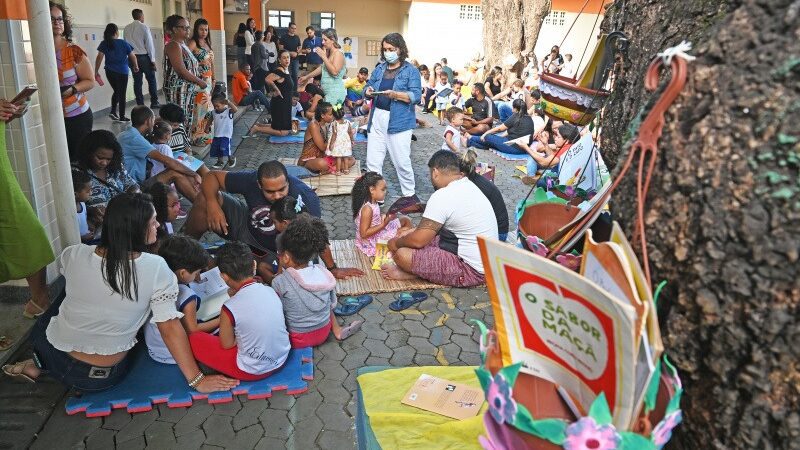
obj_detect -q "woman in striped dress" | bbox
[163,15,206,134]
[52,3,95,161]
[188,18,215,146]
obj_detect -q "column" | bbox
[249,0,262,29]
[202,0,227,83]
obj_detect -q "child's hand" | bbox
[383,213,396,224]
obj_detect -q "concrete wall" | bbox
[405,1,483,71]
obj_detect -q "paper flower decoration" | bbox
[563,417,621,450]
[487,373,518,425]
[556,253,582,271]
[651,410,682,449]
[525,235,549,257]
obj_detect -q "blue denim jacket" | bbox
[366,61,421,134]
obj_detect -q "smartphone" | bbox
[11,85,38,105]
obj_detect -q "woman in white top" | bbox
[264,29,278,71]
[2,194,238,393]
[244,18,256,68]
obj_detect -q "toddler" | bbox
[189,241,290,381]
[211,93,238,169]
[351,172,413,257]
[291,93,304,119]
[433,70,452,125]
[327,108,354,175]
[147,120,174,178]
[448,80,465,110]
[272,216,363,348]
[441,107,469,153]
[72,168,94,242]
[145,235,219,364]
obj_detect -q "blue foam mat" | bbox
[269,132,368,144]
[65,346,314,417]
[489,149,528,161]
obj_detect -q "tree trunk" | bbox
[599,0,800,448]
[481,0,551,70]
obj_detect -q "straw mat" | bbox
[279,158,361,196]
[330,239,444,296]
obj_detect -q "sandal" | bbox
[334,295,374,316]
[2,360,37,383]
[389,292,429,311]
[0,336,14,351]
[22,299,46,319]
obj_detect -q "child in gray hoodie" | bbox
[272,215,363,347]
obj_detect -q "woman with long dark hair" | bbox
[298,28,346,108]
[95,23,139,122]
[51,2,95,160]
[2,193,239,393]
[234,23,248,68]
[244,17,256,67]
[363,33,423,214]
[163,15,206,134]
[188,18,215,145]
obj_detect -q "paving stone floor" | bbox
[0,110,533,449]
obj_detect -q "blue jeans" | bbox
[468,133,527,155]
[526,157,538,177]
[239,91,270,108]
[133,54,159,106]
[29,288,131,391]
[497,101,513,122]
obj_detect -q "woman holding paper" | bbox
[363,33,423,214]
[467,99,537,155]
[2,193,239,393]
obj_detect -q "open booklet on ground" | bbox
[478,236,638,429]
[401,373,484,420]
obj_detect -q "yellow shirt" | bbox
[344,77,366,95]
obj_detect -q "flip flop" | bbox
[22,299,46,319]
[0,336,14,352]
[2,360,36,383]
[334,295,374,316]
[389,292,429,311]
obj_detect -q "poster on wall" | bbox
[338,36,358,68]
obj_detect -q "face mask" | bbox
[384,51,399,63]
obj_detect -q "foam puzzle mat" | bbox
[65,346,314,417]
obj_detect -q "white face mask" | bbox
[384,51,399,63]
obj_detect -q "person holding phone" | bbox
[0,98,55,325]
[363,33,423,215]
[52,2,95,161]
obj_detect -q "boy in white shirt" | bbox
[448,80,465,110]
[291,93,304,119]
[210,93,238,169]
[433,71,452,125]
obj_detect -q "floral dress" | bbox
[164,42,199,133]
[354,202,402,257]
[191,45,214,146]
[328,120,353,157]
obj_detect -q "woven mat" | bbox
[330,240,444,296]
[279,158,361,196]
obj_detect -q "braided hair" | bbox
[350,172,385,218]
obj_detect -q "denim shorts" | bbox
[29,289,131,392]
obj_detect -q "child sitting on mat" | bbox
[145,235,219,364]
[189,241,290,381]
[72,168,95,243]
[272,215,363,347]
[351,172,413,257]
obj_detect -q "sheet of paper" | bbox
[173,151,204,172]
[401,374,484,420]
[189,267,228,300]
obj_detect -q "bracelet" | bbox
[188,372,205,388]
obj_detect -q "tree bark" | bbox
[599,0,800,448]
[481,0,551,70]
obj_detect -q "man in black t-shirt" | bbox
[462,83,497,135]
[278,22,302,90]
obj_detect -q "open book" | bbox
[191,267,230,322]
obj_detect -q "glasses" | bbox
[51,16,64,23]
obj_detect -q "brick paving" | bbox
[0,110,532,449]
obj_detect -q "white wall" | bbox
[534,12,604,77]
[405,1,482,71]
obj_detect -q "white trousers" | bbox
[366,108,416,197]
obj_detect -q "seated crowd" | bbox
[2,15,591,395]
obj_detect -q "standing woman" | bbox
[95,23,139,122]
[51,2,95,161]
[250,50,292,137]
[244,18,256,68]
[298,28,346,108]
[188,18,215,146]
[264,29,278,71]
[163,15,207,136]
[363,33,422,213]
[233,23,247,69]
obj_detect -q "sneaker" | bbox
[212,158,225,169]
[227,157,237,168]
[387,194,424,215]
[109,112,119,121]
[176,207,188,220]
[118,116,131,123]
[411,134,418,142]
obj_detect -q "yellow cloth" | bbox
[358,366,486,450]
[516,165,528,175]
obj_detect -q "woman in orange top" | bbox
[52,2,95,161]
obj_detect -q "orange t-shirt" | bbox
[232,71,251,105]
